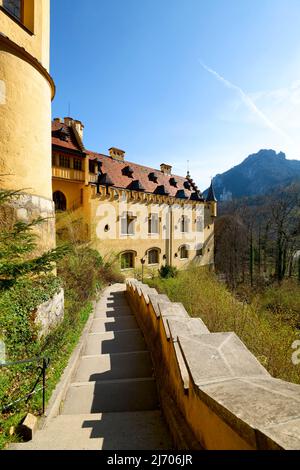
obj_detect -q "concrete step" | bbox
[10,411,172,450]
[84,330,147,356]
[62,378,159,414]
[94,307,133,318]
[74,351,153,382]
[90,316,138,333]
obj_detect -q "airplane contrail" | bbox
[200,61,292,143]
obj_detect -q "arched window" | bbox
[120,251,135,270]
[53,191,67,212]
[180,245,189,260]
[148,249,159,265]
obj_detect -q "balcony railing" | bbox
[52,167,85,181]
[52,167,98,184]
[89,173,98,183]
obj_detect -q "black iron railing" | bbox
[0,357,50,415]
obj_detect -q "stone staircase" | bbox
[12,284,171,450]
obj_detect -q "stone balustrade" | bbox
[126,279,300,450]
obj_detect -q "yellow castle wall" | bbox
[83,185,215,272]
[52,179,84,211]
[0,0,50,69]
[0,0,55,250]
[0,0,53,201]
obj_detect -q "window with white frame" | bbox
[148,213,159,234]
[181,215,189,233]
[196,216,204,232]
[121,212,135,235]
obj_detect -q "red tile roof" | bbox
[52,120,203,200]
[52,121,83,153]
[86,150,202,199]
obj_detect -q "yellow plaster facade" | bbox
[51,128,217,273]
[0,0,56,250]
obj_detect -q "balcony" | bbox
[89,173,98,183]
[52,167,85,182]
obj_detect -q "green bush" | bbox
[257,280,300,327]
[147,266,300,384]
[0,275,61,360]
[159,265,178,279]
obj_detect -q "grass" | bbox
[0,302,93,450]
[146,266,300,385]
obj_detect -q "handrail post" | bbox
[42,358,46,415]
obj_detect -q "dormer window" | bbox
[184,181,191,190]
[128,180,145,192]
[176,189,188,199]
[3,0,22,22]
[170,177,178,187]
[57,127,69,142]
[155,185,169,196]
[148,172,158,183]
[122,166,134,177]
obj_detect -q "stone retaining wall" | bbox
[0,192,56,252]
[34,289,64,338]
[126,279,300,450]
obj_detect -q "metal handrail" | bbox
[0,357,50,414]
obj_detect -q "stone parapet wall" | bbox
[126,279,300,450]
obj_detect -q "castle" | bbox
[51,117,217,272]
[0,0,216,274]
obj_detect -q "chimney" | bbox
[63,117,84,141]
[74,120,84,141]
[160,163,172,176]
[64,117,73,127]
[109,147,125,162]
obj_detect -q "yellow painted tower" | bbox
[0,0,55,249]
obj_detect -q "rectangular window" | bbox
[89,161,96,173]
[74,159,82,171]
[181,216,189,233]
[121,213,135,235]
[3,0,22,22]
[59,155,71,169]
[196,217,204,232]
[148,214,159,234]
[52,154,56,167]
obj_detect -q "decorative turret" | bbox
[206,181,217,217]
[206,181,217,202]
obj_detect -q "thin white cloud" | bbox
[200,61,292,143]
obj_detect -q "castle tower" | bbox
[0,0,55,249]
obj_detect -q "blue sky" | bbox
[51,0,300,189]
